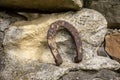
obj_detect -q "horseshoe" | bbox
[47,20,83,66]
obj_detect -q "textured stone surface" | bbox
[0,12,27,31]
[0,0,83,12]
[1,9,120,80]
[0,31,4,72]
[59,69,120,80]
[105,33,120,62]
[1,58,69,80]
[0,12,27,80]
[85,0,120,28]
[17,13,41,21]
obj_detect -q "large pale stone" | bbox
[0,0,83,12]
[2,9,120,80]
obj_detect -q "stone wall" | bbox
[0,0,120,80]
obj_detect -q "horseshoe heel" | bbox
[47,20,83,66]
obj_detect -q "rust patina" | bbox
[47,20,83,66]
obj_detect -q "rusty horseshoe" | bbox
[47,20,83,66]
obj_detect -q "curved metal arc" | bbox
[47,20,83,66]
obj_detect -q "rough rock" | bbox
[105,33,120,62]
[0,0,83,12]
[0,12,27,31]
[85,0,120,29]
[17,13,41,21]
[97,42,110,58]
[59,69,120,80]
[0,12,27,80]
[1,9,120,80]
[0,31,4,71]
[0,58,69,80]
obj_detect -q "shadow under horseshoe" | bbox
[47,20,83,66]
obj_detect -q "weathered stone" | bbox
[1,59,69,80]
[97,42,110,58]
[1,9,120,80]
[0,0,83,12]
[0,32,4,71]
[105,33,120,62]
[107,29,120,35]
[59,69,120,80]
[0,12,27,31]
[18,13,41,21]
[0,11,27,79]
[85,0,120,29]
[0,32,3,44]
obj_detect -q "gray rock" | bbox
[85,0,120,28]
[59,69,120,80]
[1,9,120,80]
[0,12,27,80]
[1,58,68,80]
[0,19,11,31]
[0,32,3,44]
[0,0,83,12]
[0,12,27,31]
